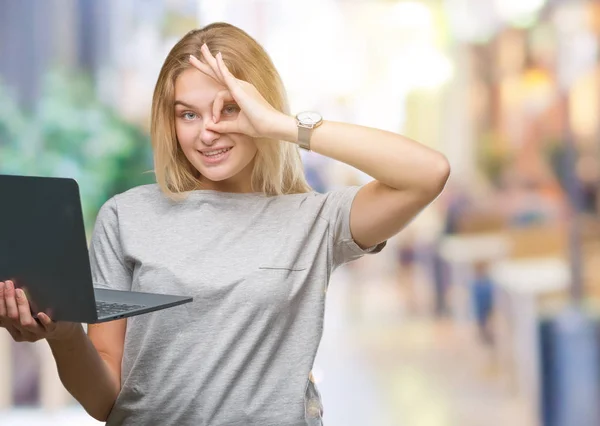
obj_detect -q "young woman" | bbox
[0,22,450,425]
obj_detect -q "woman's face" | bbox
[174,67,258,192]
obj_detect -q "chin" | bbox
[198,169,238,183]
[207,175,238,183]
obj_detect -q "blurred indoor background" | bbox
[1,0,600,425]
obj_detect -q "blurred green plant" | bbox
[0,70,155,235]
[545,138,568,190]
[477,130,512,187]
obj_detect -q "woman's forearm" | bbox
[274,116,449,194]
[47,325,120,421]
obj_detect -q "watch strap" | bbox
[297,125,312,151]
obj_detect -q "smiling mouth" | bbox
[200,147,232,157]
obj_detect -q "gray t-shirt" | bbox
[89,183,385,426]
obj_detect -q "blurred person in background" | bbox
[428,181,472,318]
[470,261,496,346]
[0,22,449,426]
[394,229,419,315]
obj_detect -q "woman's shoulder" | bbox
[115,183,161,200]
[106,183,164,208]
[95,184,162,220]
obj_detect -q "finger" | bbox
[189,54,220,83]
[216,52,242,95]
[0,281,6,318]
[4,281,18,321]
[16,288,43,333]
[36,313,56,333]
[199,44,222,79]
[212,90,235,123]
[200,44,225,83]
[205,120,241,135]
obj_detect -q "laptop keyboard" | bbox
[96,301,146,317]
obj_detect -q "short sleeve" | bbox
[89,197,133,291]
[323,186,387,269]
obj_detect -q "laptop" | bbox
[0,174,193,323]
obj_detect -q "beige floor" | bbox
[315,264,532,426]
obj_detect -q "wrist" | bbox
[269,113,298,143]
[47,322,84,346]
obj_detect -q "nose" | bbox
[199,119,220,146]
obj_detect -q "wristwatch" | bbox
[295,111,323,151]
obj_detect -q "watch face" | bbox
[297,111,322,125]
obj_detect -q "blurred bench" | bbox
[440,222,570,426]
[491,257,569,426]
[491,225,569,426]
[439,232,511,322]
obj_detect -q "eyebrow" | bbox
[174,100,197,109]
[174,99,238,110]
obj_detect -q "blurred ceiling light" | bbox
[197,0,228,25]
[380,2,452,90]
[444,0,500,43]
[265,0,366,101]
[387,1,433,29]
[389,46,454,90]
[494,0,547,27]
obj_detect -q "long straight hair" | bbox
[151,22,311,200]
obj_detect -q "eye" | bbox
[222,104,240,115]
[181,112,197,121]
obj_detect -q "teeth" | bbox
[203,148,230,157]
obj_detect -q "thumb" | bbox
[37,313,55,332]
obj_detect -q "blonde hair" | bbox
[151,22,311,200]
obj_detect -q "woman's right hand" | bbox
[0,280,81,343]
